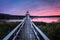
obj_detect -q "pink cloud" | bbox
[30,5,60,16]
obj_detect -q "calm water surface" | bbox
[1,18,60,23]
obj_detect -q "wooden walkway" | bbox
[15,18,37,40]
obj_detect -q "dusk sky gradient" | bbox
[0,0,60,22]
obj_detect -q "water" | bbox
[32,18,60,23]
[1,19,23,22]
[1,18,60,23]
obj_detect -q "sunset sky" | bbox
[0,0,60,22]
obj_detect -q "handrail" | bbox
[31,23,40,40]
[30,18,50,40]
[12,18,25,40]
[3,17,26,40]
[29,18,40,40]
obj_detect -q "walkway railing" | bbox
[3,17,26,40]
[30,18,50,40]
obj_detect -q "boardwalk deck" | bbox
[15,18,37,40]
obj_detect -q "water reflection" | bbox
[32,18,60,23]
[0,18,60,23]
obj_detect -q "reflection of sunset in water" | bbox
[32,18,60,23]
